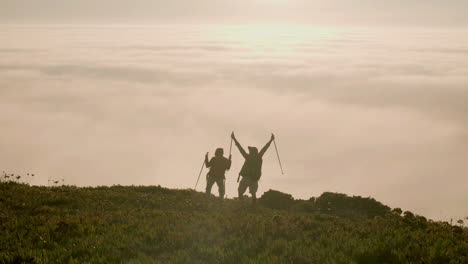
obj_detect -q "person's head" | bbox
[215,148,224,157]
[248,146,258,155]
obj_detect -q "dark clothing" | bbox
[239,156,263,181]
[205,155,231,198]
[205,156,231,179]
[235,140,272,181]
[238,176,258,196]
[206,174,225,198]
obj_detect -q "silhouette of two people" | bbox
[204,132,274,202]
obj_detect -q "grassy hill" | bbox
[1,182,467,264]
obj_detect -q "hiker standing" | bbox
[205,148,231,198]
[231,132,274,203]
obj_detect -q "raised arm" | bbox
[226,156,232,170]
[231,132,248,158]
[205,153,212,168]
[259,134,275,157]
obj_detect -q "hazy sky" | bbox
[1,0,468,26]
[1,24,467,222]
[0,1,467,221]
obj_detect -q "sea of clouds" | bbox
[0,25,467,220]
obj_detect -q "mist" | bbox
[1,24,467,222]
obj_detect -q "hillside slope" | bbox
[0,183,466,264]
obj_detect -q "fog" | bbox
[1,24,467,221]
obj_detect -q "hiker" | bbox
[205,148,232,198]
[231,132,274,203]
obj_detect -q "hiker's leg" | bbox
[249,180,259,203]
[206,175,215,195]
[238,177,248,199]
[216,178,225,198]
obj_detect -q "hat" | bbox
[248,146,258,154]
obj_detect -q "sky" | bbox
[1,0,468,26]
[0,1,467,221]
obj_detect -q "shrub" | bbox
[314,192,390,218]
[259,189,295,210]
[392,208,403,216]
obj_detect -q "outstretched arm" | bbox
[231,132,248,158]
[259,134,275,157]
[227,155,232,170]
[205,153,212,168]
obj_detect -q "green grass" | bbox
[0,182,467,264]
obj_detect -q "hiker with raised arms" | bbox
[231,132,274,203]
[205,148,231,198]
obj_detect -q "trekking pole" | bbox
[229,136,233,156]
[194,153,208,190]
[273,136,284,175]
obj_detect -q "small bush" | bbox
[314,192,391,218]
[259,189,295,210]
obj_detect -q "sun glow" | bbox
[219,25,339,47]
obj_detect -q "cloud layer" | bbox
[0,25,467,221]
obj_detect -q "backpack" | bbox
[239,155,263,181]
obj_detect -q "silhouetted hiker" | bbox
[205,148,232,198]
[231,132,274,203]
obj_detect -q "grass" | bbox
[0,182,467,263]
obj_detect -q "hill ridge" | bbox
[1,182,467,263]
